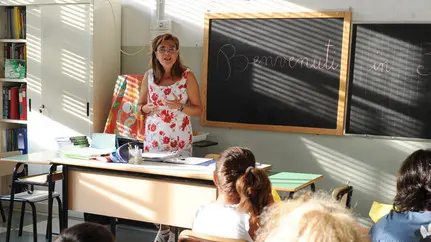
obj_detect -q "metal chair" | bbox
[179,230,247,242]
[332,183,353,208]
[0,162,63,242]
[0,151,22,223]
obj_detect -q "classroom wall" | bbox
[121,0,431,227]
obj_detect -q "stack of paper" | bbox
[142,152,178,162]
[163,157,216,166]
[60,147,114,160]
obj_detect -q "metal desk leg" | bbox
[62,165,69,230]
[47,164,58,242]
[311,183,316,192]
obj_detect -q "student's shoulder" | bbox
[194,202,218,216]
[370,211,416,242]
[195,203,245,217]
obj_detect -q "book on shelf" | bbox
[3,43,26,60]
[56,136,90,149]
[18,86,26,120]
[5,6,26,39]
[4,59,26,79]
[9,86,19,119]
[2,84,27,120]
[3,127,27,154]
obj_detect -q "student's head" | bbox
[151,33,186,83]
[236,167,273,228]
[394,149,431,212]
[55,222,115,242]
[256,193,368,242]
[214,147,256,201]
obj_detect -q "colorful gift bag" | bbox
[104,75,145,140]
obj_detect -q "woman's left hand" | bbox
[165,93,182,110]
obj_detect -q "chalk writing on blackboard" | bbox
[367,42,431,76]
[369,60,390,73]
[217,39,339,81]
[417,42,431,76]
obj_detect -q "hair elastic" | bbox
[246,166,254,173]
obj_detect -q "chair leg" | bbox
[55,197,63,232]
[19,202,26,236]
[47,187,53,242]
[29,203,37,242]
[6,181,16,242]
[46,199,52,239]
[0,201,6,222]
[46,218,49,239]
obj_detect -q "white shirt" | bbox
[192,202,253,242]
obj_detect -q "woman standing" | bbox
[138,33,201,157]
[138,33,202,242]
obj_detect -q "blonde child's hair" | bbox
[256,192,369,242]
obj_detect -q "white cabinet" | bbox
[25,0,121,153]
[27,4,92,152]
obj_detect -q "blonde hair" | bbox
[256,192,368,242]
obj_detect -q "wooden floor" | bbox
[0,210,158,242]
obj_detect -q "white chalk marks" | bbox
[216,40,339,81]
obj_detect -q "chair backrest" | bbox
[204,154,220,160]
[179,230,247,242]
[332,184,353,208]
[0,151,22,177]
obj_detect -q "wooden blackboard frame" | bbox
[201,11,352,135]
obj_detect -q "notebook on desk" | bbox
[162,157,216,166]
[60,147,114,160]
[141,152,215,166]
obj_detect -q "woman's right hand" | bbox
[141,103,157,114]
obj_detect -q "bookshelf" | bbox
[0,5,27,154]
[0,39,26,43]
[0,77,26,83]
[0,0,121,156]
[0,118,27,124]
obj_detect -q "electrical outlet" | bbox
[157,20,171,31]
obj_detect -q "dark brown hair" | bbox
[55,222,115,242]
[236,167,272,237]
[215,147,256,202]
[394,149,431,212]
[151,33,187,84]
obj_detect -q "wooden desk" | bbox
[1,153,324,231]
[0,151,64,185]
[269,172,324,199]
[49,157,271,229]
[0,151,56,165]
[54,160,218,229]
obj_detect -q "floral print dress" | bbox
[143,68,192,157]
